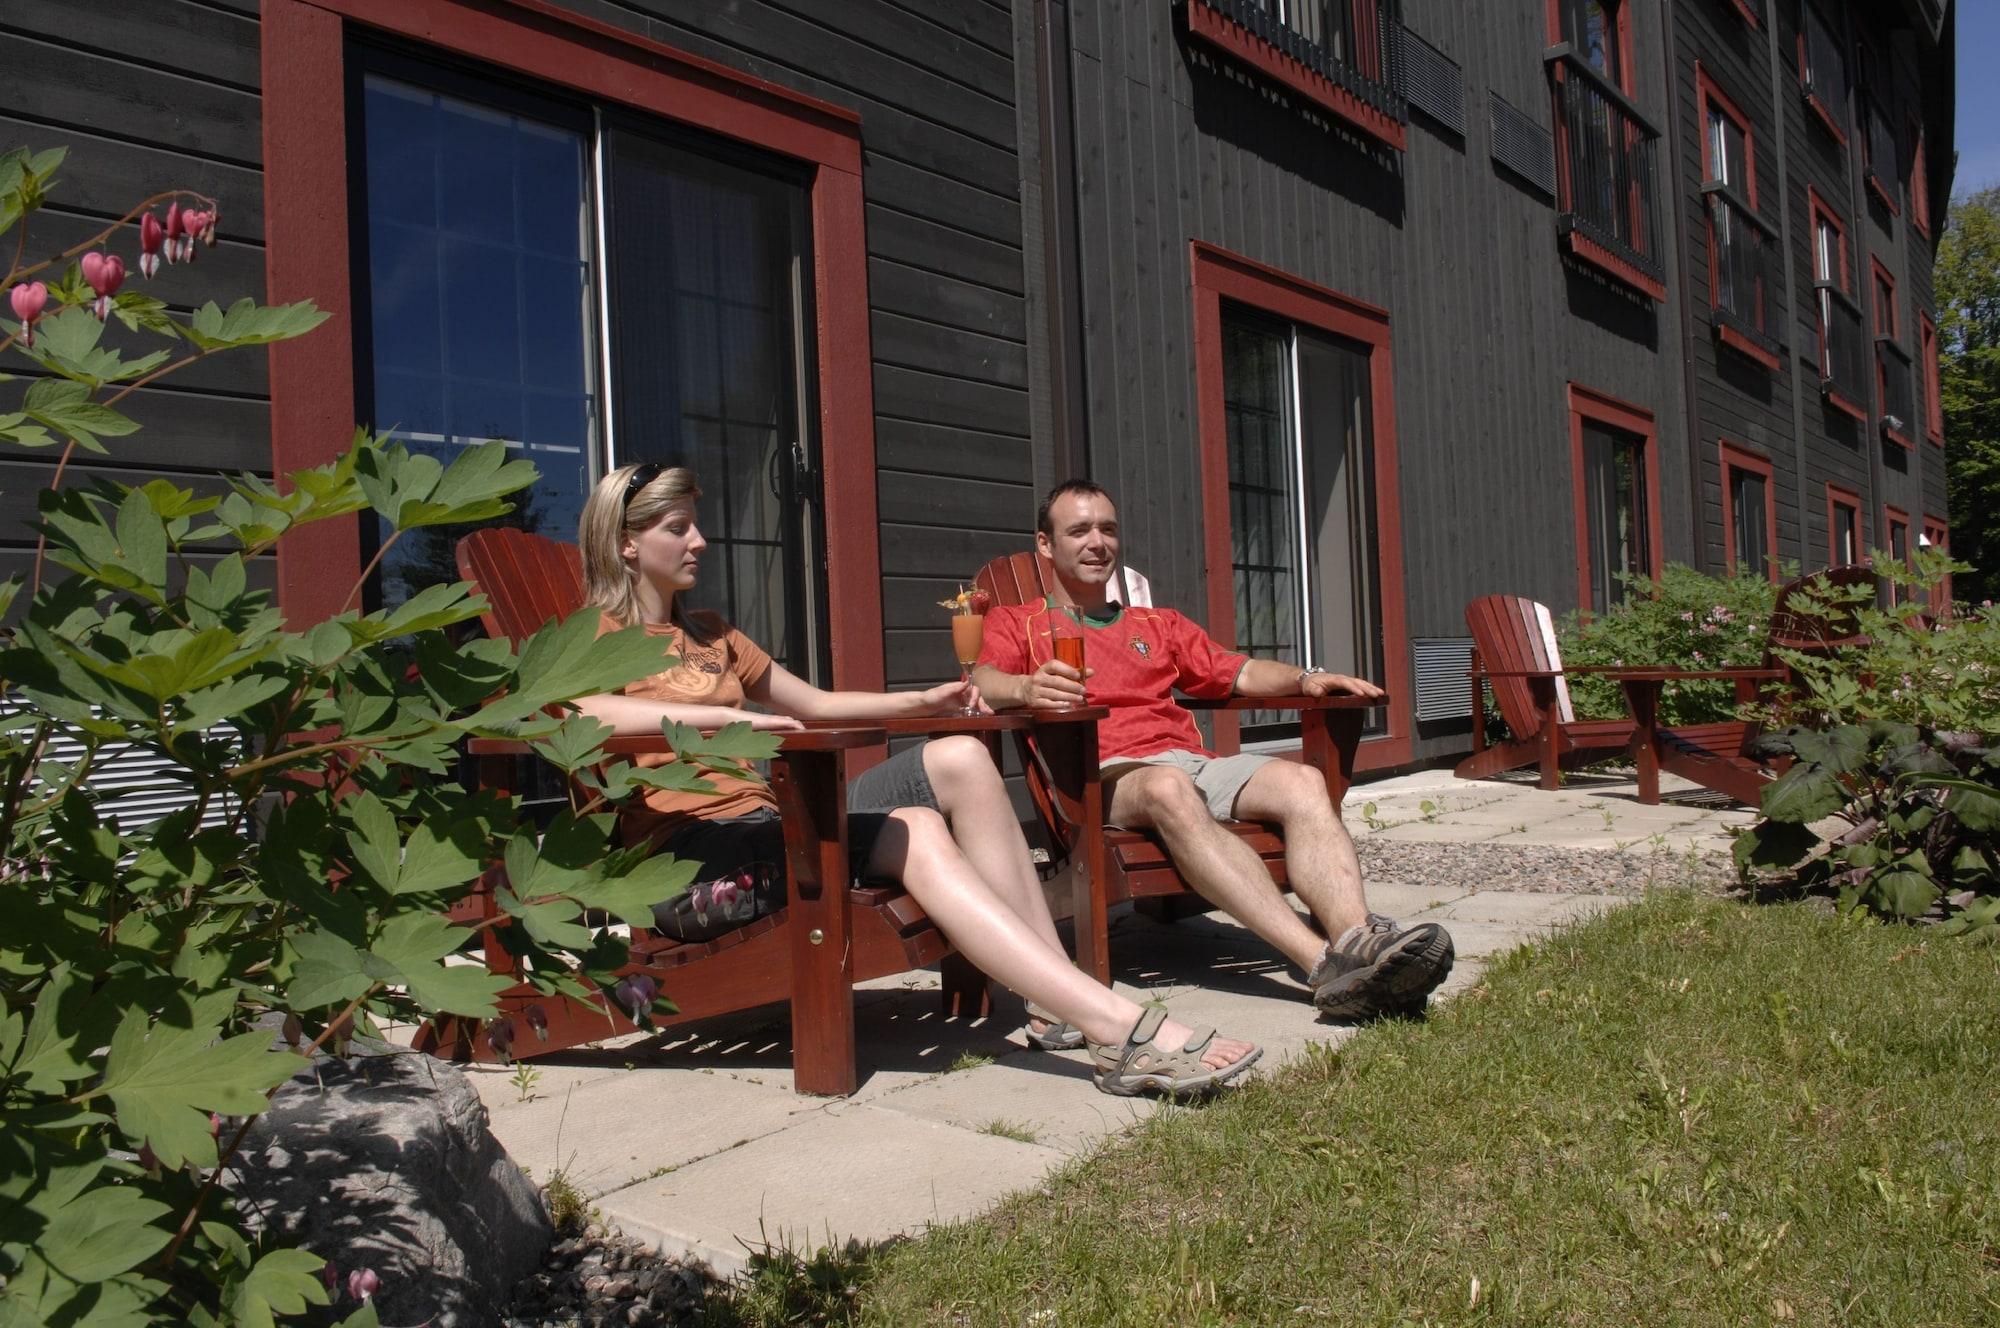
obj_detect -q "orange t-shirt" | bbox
[595,611,777,845]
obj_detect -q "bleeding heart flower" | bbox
[138,212,164,277]
[485,1017,516,1061]
[81,252,125,320]
[347,1268,380,1303]
[9,282,48,345]
[178,211,209,262]
[165,201,183,264]
[320,1261,340,1295]
[524,1004,549,1042]
[615,974,658,1020]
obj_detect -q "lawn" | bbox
[715,894,2000,1327]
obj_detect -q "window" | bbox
[1859,47,1899,214]
[1871,258,1897,339]
[1724,0,1763,28]
[1568,385,1661,614]
[1798,1,1848,143]
[1698,64,1778,368]
[1826,483,1864,567]
[349,51,827,676]
[1189,241,1412,769]
[1719,441,1778,580]
[1870,257,1913,448]
[1810,187,1866,420]
[1884,505,1911,602]
[1920,314,1944,443]
[1545,0,1667,299]
[1921,515,1951,614]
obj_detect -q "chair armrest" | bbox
[1569,666,1783,681]
[1466,669,1564,679]
[467,726,887,758]
[1181,694,1385,712]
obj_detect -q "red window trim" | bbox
[1921,514,1951,613]
[1185,1,1407,152]
[260,0,885,692]
[1909,119,1932,238]
[1884,503,1911,601]
[1825,482,1865,567]
[1870,256,1913,448]
[1566,383,1665,615]
[1920,313,1944,443]
[1544,1,1665,299]
[1187,240,1412,772]
[1544,0,1636,96]
[1718,439,1779,581]
[1807,186,1866,418]
[1727,0,1760,27]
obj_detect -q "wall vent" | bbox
[1412,636,1476,722]
[1490,92,1556,197]
[1401,28,1465,137]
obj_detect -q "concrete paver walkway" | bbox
[468,768,1755,1275]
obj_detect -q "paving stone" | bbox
[876,1052,1157,1154]
[599,1105,1066,1277]
[1363,878,1474,917]
[1424,889,1623,928]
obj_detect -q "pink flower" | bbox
[9,282,48,345]
[1691,650,1705,662]
[179,210,211,262]
[138,212,164,278]
[614,974,658,1020]
[1679,611,1695,622]
[1701,623,1718,635]
[524,1004,549,1042]
[320,1261,340,1296]
[164,201,182,263]
[81,252,125,320]
[347,1268,380,1303]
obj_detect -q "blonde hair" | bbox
[579,462,709,634]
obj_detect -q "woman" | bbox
[574,461,1260,1098]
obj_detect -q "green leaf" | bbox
[667,719,782,763]
[471,616,671,731]
[403,964,510,1018]
[1866,867,1939,920]
[100,1011,298,1168]
[533,713,616,773]
[1733,820,1821,873]
[343,793,403,893]
[21,373,138,453]
[112,487,168,591]
[0,409,59,449]
[230,1247,331,1328]
[29,1183,174,1284]
[1787,726,1869,775]
[10,965,120,1093]
[1942,779,2000,832]
[568,854,699,929]
[336,1302,384,1328]
[181,297,330,350]
[12,306,168,387]
[288,930,373,1011]
[1758,766,1848,823]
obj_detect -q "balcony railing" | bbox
[1547,45,1665,298]
[1877,337,1914,444]
[1817,280,1867,417]
[1800,3,1849,140]
[1704,183,1782,367]
[1861,92,1900,211]
[1188,0,1408,149]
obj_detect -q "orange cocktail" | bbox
[940,586,991,715]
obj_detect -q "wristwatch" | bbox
[1297,665,1328,689]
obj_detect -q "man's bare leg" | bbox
[1104,764,1328,972]
[1230,759,1368,939]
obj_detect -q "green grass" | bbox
[711,895,2000,1327]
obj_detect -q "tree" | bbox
[1935,187,2000,605]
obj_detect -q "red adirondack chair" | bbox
[971,551,1380,983]
[1456,566,1878,805]
[412,528,966,1096]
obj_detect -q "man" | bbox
[972,480,1453,1020]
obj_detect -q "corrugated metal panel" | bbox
[1490,92,1556,198]
[1401,26,1464,137]
[1412,636,1475,721]
[14,704,238,834]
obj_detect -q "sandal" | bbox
[1089,1007,1262,1099]
[1022,1000,1085,1051]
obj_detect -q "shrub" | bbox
[1734,722,2000,936]
[1555,563,1783,726]
[0,145,747,1324]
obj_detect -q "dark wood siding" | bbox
[1,0,270,587]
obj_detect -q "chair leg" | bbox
[939,952,992,1018]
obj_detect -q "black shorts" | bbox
[647,743,933,942]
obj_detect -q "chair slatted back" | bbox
[1464,594,1576,735]
[1766,565,1878,661]
[455,528,587,644]
[972,551,1083,857]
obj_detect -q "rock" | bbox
[228,1052,552,1328]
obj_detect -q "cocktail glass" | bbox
[1050,614,1085,710]
[948,587,989,715]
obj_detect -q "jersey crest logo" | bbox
[1130,637,1150,657]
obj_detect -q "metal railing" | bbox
[1862,92,1899,204]
[1547,45,1665,287]
[1704,183,1781,358]
[1201,0,1408,125]
[1877,337,1914,438]
[1801,3,1849,127]
[1816,280,1867,408]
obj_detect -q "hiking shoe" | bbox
[1307,913,1454,1019]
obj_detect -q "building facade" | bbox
[4,0,1956,775]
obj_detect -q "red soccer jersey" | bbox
[978,598,1248,759]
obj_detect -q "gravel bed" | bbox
[1356,838,1734,896]
[502,1223,715,1328]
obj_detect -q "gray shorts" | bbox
[846,741,938,814]
[1100,748,1276,823]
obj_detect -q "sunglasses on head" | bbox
[622,462,665,510]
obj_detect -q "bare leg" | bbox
[1105,765,1328,973]
[865,808,1253,1068]
[919,736,1065,954]
[1231,760,1368,940]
